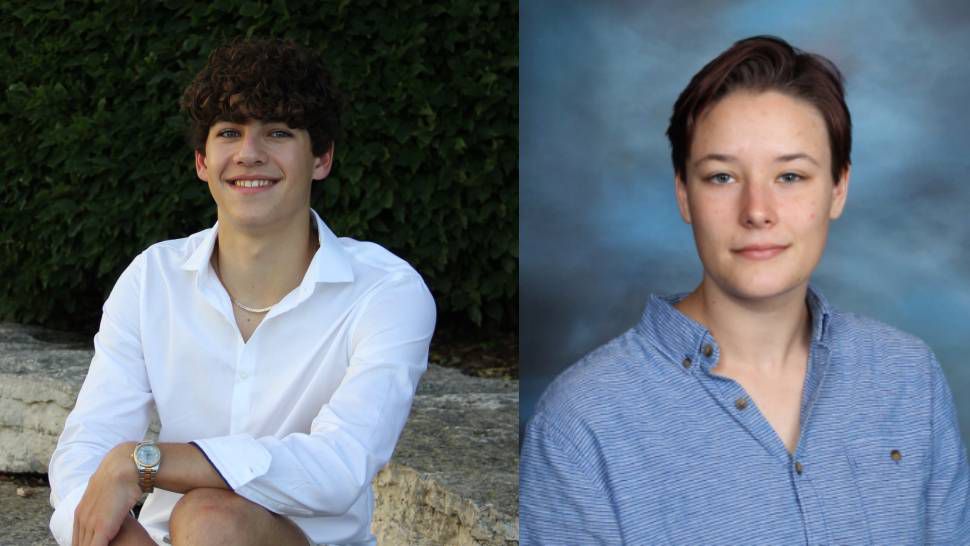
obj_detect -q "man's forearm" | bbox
[154,443,230,493]
[111,442,229,495]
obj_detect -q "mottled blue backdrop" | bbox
[521,0,970,452]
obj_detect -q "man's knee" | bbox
[170,488,252,540]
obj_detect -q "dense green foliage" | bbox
[0,0,517,333]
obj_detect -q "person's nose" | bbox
[739,179,777,228]
[234,130,266,166]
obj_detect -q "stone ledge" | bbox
[0,323,518,544]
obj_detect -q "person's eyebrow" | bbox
[692,153,737,167]
[692,152,820,167]
[775,153,819,166]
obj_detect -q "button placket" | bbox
[229,347,254,433]
[791,461,830,546]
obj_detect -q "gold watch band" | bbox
[137,466,157,493]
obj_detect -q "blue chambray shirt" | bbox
[521,287,970,545]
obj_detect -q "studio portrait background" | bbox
[521,0,970,452]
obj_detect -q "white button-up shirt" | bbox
[48,209,436,545]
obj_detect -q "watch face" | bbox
[136,444,161,466]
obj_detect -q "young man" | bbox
[48,39,436,546]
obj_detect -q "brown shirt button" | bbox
[794,461,803,475]
[890,449,902,462]
[681,357,692,369]
[703,344,714,357]
[734,398,748,410]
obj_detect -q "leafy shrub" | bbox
[0,0,517,333]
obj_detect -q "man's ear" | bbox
[194,150,208,182]
[674,173,692,224]
[829,165,851,220]
[312,143,335,181]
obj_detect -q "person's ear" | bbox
[195,150,208,182]
[675,172,692,224]
[828,165,851,219]
[312,143,335,181]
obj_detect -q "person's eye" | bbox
[270,130,292,138]
[779,172,803,184]
[707,173,734,185]
[216,128,240,138]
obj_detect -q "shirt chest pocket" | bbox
[847,436,928,543]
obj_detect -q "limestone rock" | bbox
[0,324,92,474]
[376,365,519,544]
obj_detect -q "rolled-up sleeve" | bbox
[192,272,436,517]
[924,353,970,542]
[48,253,153,546]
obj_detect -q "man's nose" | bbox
[234,132,266,165]
[740,180,777,228]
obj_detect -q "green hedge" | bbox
[0,0,517,334]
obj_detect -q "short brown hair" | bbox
[180,38,341,156]
[667,35,851,182]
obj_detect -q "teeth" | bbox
[233,179,275,188]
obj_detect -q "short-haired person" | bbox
[48,38,436,545]
[520,36,969,544]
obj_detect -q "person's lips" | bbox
[733,244,789,260]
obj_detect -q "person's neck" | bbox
[674,279,811,375]
[211,211,317,310]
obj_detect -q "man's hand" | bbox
[73,442,143,546]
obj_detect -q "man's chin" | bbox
[216,209,279,231]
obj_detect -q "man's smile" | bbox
[225,175,281,193]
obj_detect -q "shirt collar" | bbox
[306,208,355,284]
[805,284,831,344]
[636,284,832,367]
[180,208,355,284]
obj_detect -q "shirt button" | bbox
[239,370,250,380]
[734,397,748,410]
[681,357,692,369]
[703,344,714,357]
[795,461,804,475]
[890,449,902,462]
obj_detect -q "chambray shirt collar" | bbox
[179,208,355,285]
[636,285,832,370]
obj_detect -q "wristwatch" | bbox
[132,441,162,493]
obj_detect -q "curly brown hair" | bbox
[180,38,342,156]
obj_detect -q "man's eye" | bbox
[779,173,802,184]
[708,173,733,184]
[217,129,240,138]
[270,130,292,138]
